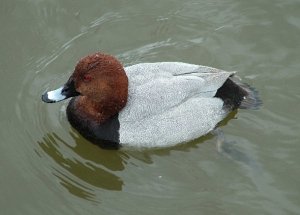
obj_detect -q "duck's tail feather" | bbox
[215,76,262,110]
[238,81,262,110]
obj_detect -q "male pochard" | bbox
[42,52,261,149]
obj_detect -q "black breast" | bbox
[66,98,120,149]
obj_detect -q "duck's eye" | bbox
[82,74,92,82]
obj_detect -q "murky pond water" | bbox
[1,0,300,214]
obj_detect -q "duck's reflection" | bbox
[38,110,250,202]
[38,130,127,201]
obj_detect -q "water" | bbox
[1,0,300,214]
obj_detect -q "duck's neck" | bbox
[75,95,127,123]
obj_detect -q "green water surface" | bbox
[1,0,300,214]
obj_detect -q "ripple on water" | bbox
[12,5,275,207]
[18,76,129,203]
[17,47,242,204]
[12,13,135,202]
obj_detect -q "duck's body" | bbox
[42,53,261,149]
[120,62,233,147]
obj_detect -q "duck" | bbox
[42,52,261,149]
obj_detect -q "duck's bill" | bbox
[42,81,80,103]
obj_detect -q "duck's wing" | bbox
[123,62,234,120]
[124,62,235,86]
[118,62,234,147]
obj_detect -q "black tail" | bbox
[215,77,262,110]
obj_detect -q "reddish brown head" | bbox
[72,53,128,104]
[42,52,128,122]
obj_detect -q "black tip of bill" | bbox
[41,93,56,103]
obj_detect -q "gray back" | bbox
[119,62,233,147]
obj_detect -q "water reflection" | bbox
[37,107,250,203]
[38,131,127,201]
[215,111,260,169]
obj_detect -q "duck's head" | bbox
[42,52,128,111]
